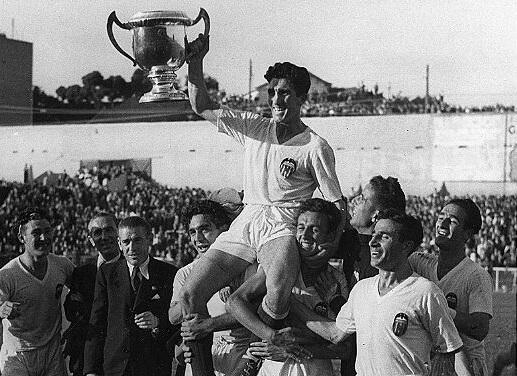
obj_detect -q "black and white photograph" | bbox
[0,1,515,375]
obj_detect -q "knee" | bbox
[264,278,292,302]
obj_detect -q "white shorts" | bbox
[210,204,298,264]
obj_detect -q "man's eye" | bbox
[267,89,275,97]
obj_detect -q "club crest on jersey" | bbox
[280,158,297,178]
[313,302,328,318]
[55,284,64,299]
[392,313,409,336]
[445,293,458,309]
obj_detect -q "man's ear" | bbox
[464,229,474,242]
[297,94,307,105]
[403,241,416,257]
[328,229,338,243]
[17,228,24,245]
[371,210,380,224]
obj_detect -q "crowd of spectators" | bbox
[1,168,516,271]
[216,88,515,117]
[0,165,208,268]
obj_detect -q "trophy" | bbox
[107,8,210,103]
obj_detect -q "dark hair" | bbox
[118,216,152,236]
[298,198,341,233]
[369,176,406,212]
[444,198,482,234]
[184,200,231,230]
[376,208,423,252]
[17,207,50,233]
[264,62,311,99]
[89,212,118,227]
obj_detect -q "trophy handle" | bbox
[191,7,210,37]
[107,11,143,69]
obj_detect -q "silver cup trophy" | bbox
[107,8,210,103]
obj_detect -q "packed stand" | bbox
[213,87,515,117]
[1,172,516,269]
[0,166,209,268]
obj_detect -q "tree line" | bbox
[33,70,220,110]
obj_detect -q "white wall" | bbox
[1,113,515,196]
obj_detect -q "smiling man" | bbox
[0,208,74,376]
[224,198,351,376]
[84,216,177,376]
[409,199,493,375]
[180,34,345,376]
[288,209,463,375]
[169,199,257,376]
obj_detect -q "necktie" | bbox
[131,267,141,292]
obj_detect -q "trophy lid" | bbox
[127,10,193,27]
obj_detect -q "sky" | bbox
[1,0,516,107]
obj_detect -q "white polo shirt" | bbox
[409,253,493,375]
[201,107,343,207]
[336,274,462,376]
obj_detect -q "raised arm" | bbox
[186,34,219,114]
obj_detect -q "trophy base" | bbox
[139,91,187,103]
[139,65,187,103]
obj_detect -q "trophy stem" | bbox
[140,65,187,103]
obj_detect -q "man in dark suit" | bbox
[63,212,121,376]
[84,216,178,376]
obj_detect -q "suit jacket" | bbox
[63,261,98,375]
[83,257,178,376]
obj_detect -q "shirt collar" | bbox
[97,253,120,269]
[127,256,150,280]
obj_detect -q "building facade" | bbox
[0,34,33,125]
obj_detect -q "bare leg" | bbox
[179,248,250,376]
[229,236,300,376]
[259,236,300,322]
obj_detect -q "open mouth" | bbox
[437,229,449,237]
[196,244,210,252]
[272,106,286,115]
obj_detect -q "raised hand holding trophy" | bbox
[107,8,210,103]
